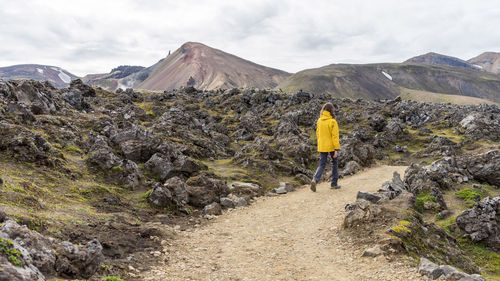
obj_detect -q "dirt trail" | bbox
[142,166,423,281]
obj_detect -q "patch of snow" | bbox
[472,64,483,69]
[37,68,44,74]
[50,67,59,71]
[381,71,392,80]
[58,71,71,83]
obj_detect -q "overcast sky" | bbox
[1,0,499,76]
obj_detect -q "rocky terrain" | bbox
[0,78,499,280]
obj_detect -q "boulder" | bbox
[62,86,91,111]
[145,153,203,181]
[343,199,382,228]
[173,155,203,176]
[418,258,444,279]
[146,183,173,207]
[417,258,485,281]
[459,113,500,141]
[186,174,229,207]
[0,121,59,165]
[145,153,174,181]
[220,197,235,208]
[229,182,263,199]
[53,239,104,279]
[385,119,407,141]
[147,177,188,207]
[395,144,408,153]
[220,194,248,208]
[203,202,222,216]
[377,172,405,200]
[0,241,46,281]
[0,219,103,280]
[362,245,384,257]
[456,196,499,251]
[110,126,159,162]
[68,79,96,97]
[368,114,387,132]
[465,150,499,188]
[341,161,361,177]
[357,191,381,204]
[273,182,295,194]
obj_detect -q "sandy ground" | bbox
[142,165,424,281]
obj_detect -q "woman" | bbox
[310,102,341,192]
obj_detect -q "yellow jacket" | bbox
[316,111,340,152]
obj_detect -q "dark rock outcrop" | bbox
[147,177,188,208]
[456,197,500,252]
[0,219,104,280]
[185,174,229,207]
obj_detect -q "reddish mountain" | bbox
[468,52,500,74]
[137,42,290,91]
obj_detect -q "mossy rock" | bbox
[0,238,23,267]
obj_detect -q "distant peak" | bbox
[180,42,207,49]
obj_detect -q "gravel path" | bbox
[142,165,424,281]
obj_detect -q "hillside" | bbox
[137,42,291,91]
[83,65,147,91]
[0,64,78,88]
[399,87,499,105]
[278,63,500,103]
[404,52,478,70]
[469,52,500,74]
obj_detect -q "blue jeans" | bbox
[313,152,338,186]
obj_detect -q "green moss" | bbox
[102,277,124,281]
[457,238,500,280]
[142,189,152,200]
[436,216,457,236]
[110,165,124,173]
[0,238,23,267]
[456,188,484,207]
[135,102,154,115]
[64,145,83,154]
[415,190,436,213]
[392,220,412,234]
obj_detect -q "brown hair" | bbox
[321,102,335,118]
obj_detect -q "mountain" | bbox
[468,52,500,74]
[83,65,148,90]
[0,64,78,88]
[278,63,500,103]
[404,52,478,70]
[137,42,291,91]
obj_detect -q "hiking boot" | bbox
[310,180,317,192]
[330,185,341,190]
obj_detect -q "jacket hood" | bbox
[319,110,333,120]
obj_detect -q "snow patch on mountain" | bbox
[37,68,44,74]
[381,71,392,80]
[58,72,71,83]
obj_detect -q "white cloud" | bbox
[0,0,499,76]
